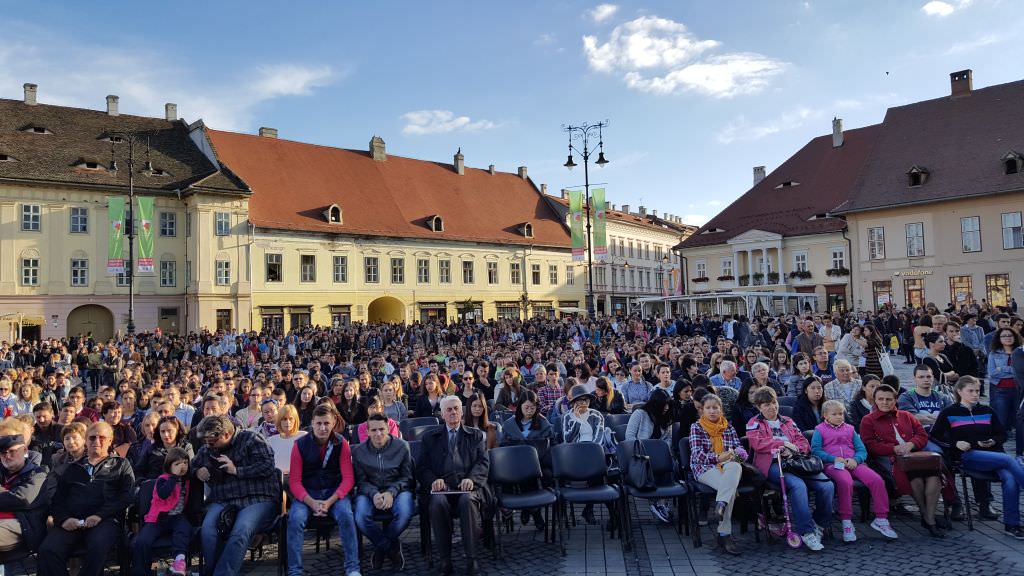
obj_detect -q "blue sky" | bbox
[1,0,1019,225]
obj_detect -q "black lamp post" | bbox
[563,121,609,318]
[109,130,146,335]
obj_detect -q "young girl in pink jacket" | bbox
[811,400,898,542]
[131,447,193,575]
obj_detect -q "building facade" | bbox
[674,120,879,315]
[837,70,1024,311]
[0,85,251,341]
[198,126,584,330]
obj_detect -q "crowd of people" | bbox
[0,299,1021,575]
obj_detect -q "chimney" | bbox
[106,95,119,116]
[832,117,843,148]
[165,103,177,121]
[541,183,547,195]
[561,188,568,199]
[23,83,37,106]
[651,209,658,218]
[605,201,611,210]
[488,164,496,174]
[259,127,278,138]
[950,69,973,98]
[517,166,528,180]
[753,166,766,185]
[369,136,386,161]
[611,204,617,211]
[454,148,464,175]
[638,206,646,216]
[621,204,630,214]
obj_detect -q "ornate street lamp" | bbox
[563,121,609,318]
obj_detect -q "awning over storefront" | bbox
[634,291,819,317]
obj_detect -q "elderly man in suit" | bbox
[417,396,489,576]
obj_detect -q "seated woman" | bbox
[824,359,862,414]
[689,393,747,555]
[671,379,697,449]
[626,389,675,524]
[785,353,814,397]
[50,421,87,474]
[811,400,897,542]
[749,362,783,396]
[560,384,608,526]
[500,391,555,530]
[134,416,194,482]
[746,387,834,551]
[380,378,408,424]
[730,379,764,433]
[464,393,499,450]
[931,376,1024,540]
[592,377,625,415]
[234,386,265,429]
[848,374,881,431]
[267,404,307,477]
[791,377,825,432]
[861,384,945,537]
[336,380,367,428]
[356,397,401,444]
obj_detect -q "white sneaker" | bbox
[650,503,671,523]
[870,518,898,540]
[801,532,824,551]
[842,520,857,542]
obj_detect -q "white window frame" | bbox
[160,260,176,287]
[905,223,925,257]
[417,258,430,284]
[487,261,498,285]
[439,260,451,284]
[364,257,379,284]
[214,212,230,236]
[300,254,316,282]
[215,260,230,285]
[510,262,522,285]
[868,227,885,260]
[333,255,348,283]
[70,207,89,234]
[159,212,176,237]
[566,265,574,286]
[1002,211,1024,249]
[266,253,283,282]
[116,272,130,287]
[694,259,706,278]
[462,260,474,284]
[720,257,733,278]
[960,216,981,253]
[391,257,405,284]
[792,251,808,273]
[548,264,558,285]
[21,258,39,286]
[830,247,846,269]
[531,263,541,285]
[21,204,40,232]
[70,258,88,287]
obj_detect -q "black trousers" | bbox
[131,515,193,576]
[37,520,120,576]
[428,490,484,566]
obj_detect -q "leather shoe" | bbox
[437,562,454,576]
[979,503,999,520]
[716,534,741,555]
[934,515,952,530]
[949,503,964,521]
[922,520,945,538]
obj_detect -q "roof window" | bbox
[1002,151,1022,175]
[0,153,16,162]
[700,228,724,234]
[428,215,444,232]
[773,181,800,189]
[907,165,929,187]
[520,222,534,238]
[322,204,343,224]
[72,158,107,171]
[20,124,52,135]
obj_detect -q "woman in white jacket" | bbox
[834,325,866,368]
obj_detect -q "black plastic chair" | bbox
[488,445,558,558]
[778,396,798,408]
[678,436,763,547]
[407,425,436,442]
[779,405,795,418]
[551,442,624,554]
[616,440,689,550]
[612,424,628,442]
[603,413,631,429]
[400,417,440,440]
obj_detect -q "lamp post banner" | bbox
[137,196,155,273]
[569,189,585,261]
[106,197,125,274]
[592,187,608,261]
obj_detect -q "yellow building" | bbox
[836,70,1024,311]
[195,125,583,329]
[0,85,251,341]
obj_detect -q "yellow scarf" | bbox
[699,415,730,454]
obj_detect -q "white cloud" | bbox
[707,200,722,207]
[683,214,710,226]
[945,33,1004,55]
[0,23,336,131]
[582,16,786,98]
[400,110,498,136]
[716,107,819,144]
[589,4,619,23]
[922,0,972,17]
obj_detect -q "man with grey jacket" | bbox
[352,413,414,571]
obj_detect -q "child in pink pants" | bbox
[811,400,899,542]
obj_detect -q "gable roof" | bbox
[204,129,571,248]
[546,195,697,237]
[676,124,881,250]
[0,98,247,195]
[835,78,1024,214]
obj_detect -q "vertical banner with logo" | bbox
[568,190,585,261]
[592,187,608,261]
[107,197,126,274]
[137,197,155,273]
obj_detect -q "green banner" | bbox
[592,188,608,260]
[568,190,584,261]
[106,197,125,274]
[137,197,155,273]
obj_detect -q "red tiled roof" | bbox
[835,79,1024,213]
[205,130,571,248]
[676,124,881,250]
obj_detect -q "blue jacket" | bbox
[987,350,1016,382]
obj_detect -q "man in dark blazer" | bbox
[417,396,490,576]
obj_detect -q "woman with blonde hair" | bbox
[267,404,306,475]
[12,380,39,416]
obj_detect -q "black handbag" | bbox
[628,440,657,490]
[781,453,824,477]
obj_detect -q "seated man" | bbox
[286,404,360,576]
[38,422,134,576]
[0,433,50,555]
[352,413,414,570]
[193,415,279,575]
[417,396,490,576]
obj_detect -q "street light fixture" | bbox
[109,130,147,335]
[562,120,609,318]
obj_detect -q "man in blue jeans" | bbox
[193,415,279,576]
[286,403,361,576]
[352,413,414,570]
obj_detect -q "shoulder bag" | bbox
[896,450,942,475]
[878,348,895,377]
[628,440,657,490]
[781,452,824,477]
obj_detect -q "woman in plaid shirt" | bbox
[536,363,564,417]
[689,393,747,555]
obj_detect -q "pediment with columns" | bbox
[726,229,782,245]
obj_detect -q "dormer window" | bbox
[99,134,125,144]
[0,154,16,162]
[774,181,800,189]
[322,204,343,224]
[520,222,534,238]
[72,158,107,172]
[428,215,444,232]
[1002,151,1022,175]
[907,165,929,187]
[700,228,724,234]
[143,166,170,177]
[20,124,52,135]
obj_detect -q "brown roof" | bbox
[204,129,572,248]
[835,78,1024,213]
[676,124,881,250]
[547,196,698,236]
[0,98,247,195]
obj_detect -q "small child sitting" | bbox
[811,400,898,542]
[131,447,193,576]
